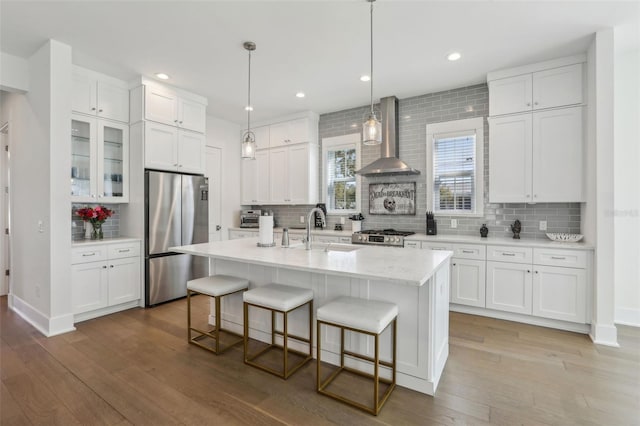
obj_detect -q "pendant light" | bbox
[362,0,382,145]
[241,41,257,159]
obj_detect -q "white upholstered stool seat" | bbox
[243,283,314,379]
[316,296,398,416]
[187,275,249,297]
[187,275,249,355]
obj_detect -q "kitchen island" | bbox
[171,238,452,395]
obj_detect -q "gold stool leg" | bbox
[374,332,380,415]
[214,295,221,354]
[243,302,249,362]
[187,290,193,343]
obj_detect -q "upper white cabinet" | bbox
[269,143,318,205]
[269,117,317,148]
[489,106,583,203]
[130,81,207,133]
[71,114,129,203]
[489,62,584,116]
[72,66,130,123]
[143,121,205,174]
[241,112,319,205]
[241,149,270,205]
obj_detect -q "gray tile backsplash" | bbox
[71,203,121,240]
[248,83,581,239]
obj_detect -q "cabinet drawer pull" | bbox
[102,265,107,269]
[118,249,130,253]
[502,252,516,256]
[91,107,96,111]
[550,256,566,260]
[82,253,96,257]
[462,250,474,254]
[110,265,114,268]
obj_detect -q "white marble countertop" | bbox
[72,237,141,247]
[405,233,593,250]
[171,238,452,287]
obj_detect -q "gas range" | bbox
[351,229,415,247]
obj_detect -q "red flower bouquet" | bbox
[75,205,113,239]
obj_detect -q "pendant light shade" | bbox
[362,0,382,146]
[242,41,257,159]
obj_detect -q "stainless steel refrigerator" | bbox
[145,170,209,306]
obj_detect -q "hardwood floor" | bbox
[2,296,639,425]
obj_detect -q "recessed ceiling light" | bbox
[360,75,371,82]
[296,92,305,98]
[155,73,170,80]
[245,105,253,111]
[447,52,462,62]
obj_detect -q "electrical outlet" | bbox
[38,220,44,233]
[451,219,457,228]
[539,220,547,231]
[340,217,345,224]
[299,215,305,224]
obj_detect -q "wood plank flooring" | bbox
[1,296,639,425]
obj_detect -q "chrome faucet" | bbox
[305,207,326,250]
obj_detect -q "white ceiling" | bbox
[1,1,638,125]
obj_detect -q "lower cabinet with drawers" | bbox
[406,239,592,332]
[229,229,351,245]
[71,239,142,322]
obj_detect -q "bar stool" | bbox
[316,296,398,416]
[243,283,314,379]
[187,275,249,354]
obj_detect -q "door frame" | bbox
[1,121,10,296]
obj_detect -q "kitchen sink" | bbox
[287,243,361,252]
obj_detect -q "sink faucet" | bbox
[305,207,326,250]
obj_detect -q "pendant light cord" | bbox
[247,48,252,132]
[369,0,374,115]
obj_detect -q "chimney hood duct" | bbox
[356,96,420,176]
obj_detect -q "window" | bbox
[322,133,361,214]
[426,117,484,216]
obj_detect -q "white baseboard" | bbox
[8,293,75,337]
[589,323,620,347]
[615,307,640,327]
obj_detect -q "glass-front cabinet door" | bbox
[71,115,97,201]
[71,114,129,203]
[98,121,128,202]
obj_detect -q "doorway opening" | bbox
[0,120,10,296]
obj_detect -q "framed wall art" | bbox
[369,182,416,215]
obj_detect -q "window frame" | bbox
[322,133,361,215]
[426,117,484,217]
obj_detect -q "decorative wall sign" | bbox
[369,182,416,215]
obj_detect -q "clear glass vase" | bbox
[91,222,104,240]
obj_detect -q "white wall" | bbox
[0,52,29,93]
[614,28,640,326]
[7,40,73,336]
[206,115,242,234]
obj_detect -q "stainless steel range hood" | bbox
[355,96,420,176]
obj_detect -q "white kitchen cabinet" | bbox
[451,259,486,308]
[142,84,206,133]
[486,260,533,315]
[144,121,205,174]
[450,243,486,308]
[269,117,317,148]
[71,241,141,321]
[489,63,583,116]
[241,149,270,205]
[72,66,130,123]
[489,106,583,203]
[71,114,129,203]
[533,265,586,323]
[532,247,587,323]
[130,80,207,133]
[268,143,318,205]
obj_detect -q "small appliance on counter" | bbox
[426,211,437,235]
[480,224,489,238]
[240,209,261,228]
[349,213,364,233]
[314,203,327,229]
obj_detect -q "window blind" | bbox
[327,146,357,211]
[433,134,476,212]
